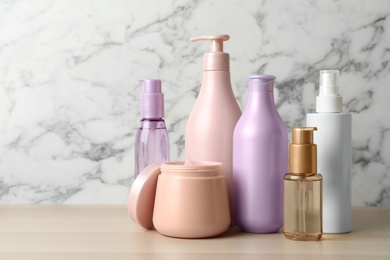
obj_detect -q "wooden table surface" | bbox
[0,206,389,259]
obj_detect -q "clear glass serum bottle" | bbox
[284,127,322,241]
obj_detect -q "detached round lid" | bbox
[127,163,161,229]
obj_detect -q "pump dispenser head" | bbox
[190,35,230,71]
[289,127,317,175]
[139,79,164,119]
[316,70,342,113]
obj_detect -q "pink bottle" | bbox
[185,35,241,210]
[233,75,288,233]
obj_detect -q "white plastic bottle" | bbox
[306,70,352,233]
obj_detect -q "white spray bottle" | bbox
[306,70,352,233]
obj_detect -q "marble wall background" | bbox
[0,0,389,205]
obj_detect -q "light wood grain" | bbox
[0,206,389,259]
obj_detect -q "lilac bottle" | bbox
[135,79,169,177]
[233,75,288,233]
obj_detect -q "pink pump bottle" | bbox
[233,75,288,233]
[185,35,241,209]
[135,79,170,177]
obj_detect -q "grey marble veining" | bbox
[0,0,389,205]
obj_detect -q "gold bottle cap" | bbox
[289,127,317,175]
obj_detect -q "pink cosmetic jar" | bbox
[128,161,231,238]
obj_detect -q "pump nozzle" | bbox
[190,35,230,52]
[190,35,230,71]
[139,79,164,119]
[316,70,342,113]
[292,127,317,144]
[289,127,318,175]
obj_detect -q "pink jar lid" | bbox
[127,163,161,230]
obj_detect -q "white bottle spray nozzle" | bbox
[316,70,342,113]
[190,35,230,71]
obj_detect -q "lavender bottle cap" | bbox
[247,75,276,92]
[139,79,164,119]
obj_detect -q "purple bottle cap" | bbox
[247,75,276,92]
[139,79,164,119]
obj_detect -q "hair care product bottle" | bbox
[232,75,288,233]
[135,79,169,177]
[185,35,241,210]
[284,127,323,241]
[306,70,352,233]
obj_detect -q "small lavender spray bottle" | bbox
[134,79,169,177]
